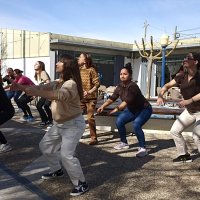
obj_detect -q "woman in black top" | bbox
[97,63,152,157]
[157,52,200,164]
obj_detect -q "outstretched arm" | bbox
[109,101,127,115]
[97,99,114,113]
[157,79,176,105]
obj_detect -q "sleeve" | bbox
[37,80,78,101]
[52,80,78,101]
[90,68,100,88]
[36,81,55,91]
[109,86,120,102]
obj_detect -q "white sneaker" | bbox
[0,144,12,153]
[45,124,53,131]
[114,142,129,150]
[136,147,148,157]
[16,108,23,113]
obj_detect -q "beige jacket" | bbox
[38,79,82,123]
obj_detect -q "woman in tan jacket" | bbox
[11,55,88,196]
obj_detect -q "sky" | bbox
[1,0,200,44]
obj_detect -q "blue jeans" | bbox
[116,105,152,147]
[6,90,14,99]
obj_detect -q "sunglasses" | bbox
[183,57,194,61]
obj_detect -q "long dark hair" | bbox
[80,52,98,71]
[188,52,200,70]
[59,54,83,100]
[34,61,46,81]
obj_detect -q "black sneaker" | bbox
[41,169,64,179]
[39,122,47,127]
[70,180,89,196]
[173,154,192,164]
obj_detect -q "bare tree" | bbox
[0,32,7,84]
[134,36,179,98]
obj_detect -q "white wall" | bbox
[132,58,156,97]
[132,57,141,82]
[50,51,56,80]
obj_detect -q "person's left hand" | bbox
[83,91,88,98]
[83,90,91,98]
[25,87,38,96]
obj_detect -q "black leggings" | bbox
[36,97,52,123]
[17,93,33,117]
[0,84,15,144]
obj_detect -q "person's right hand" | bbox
[97,106,104,113]
[157,97,165,106]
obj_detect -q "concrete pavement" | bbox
[0,106,200,200]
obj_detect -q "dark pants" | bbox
[6,90,22,108]
[0,85,15,144]
[36,97,52,123]
[17,93,33,117]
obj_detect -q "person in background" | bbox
[78,53,100,145]
[3,68,23,112]
[11,54,88,196]
[157,52,200,164]
[34,61,53,127]
[13,69,35,122]
[97,63,152,157]
[0,83,15,153]
[2,67,15,98]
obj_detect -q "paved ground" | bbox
[0,106,200,200]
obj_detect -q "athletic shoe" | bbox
[70,180,89,196]
[27,116,35,122]
[136,147,148,157]
[16,108,23,113]
[41,169,64,179]
[173,154,192,164]
[0,144,12,153]
[89,140,98,145]
[39,122,47,127]
[20,115,28,121]
[114,142,129,150]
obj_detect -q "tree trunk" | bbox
[146,58,153,99]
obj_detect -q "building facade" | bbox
[1,28,200,97]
